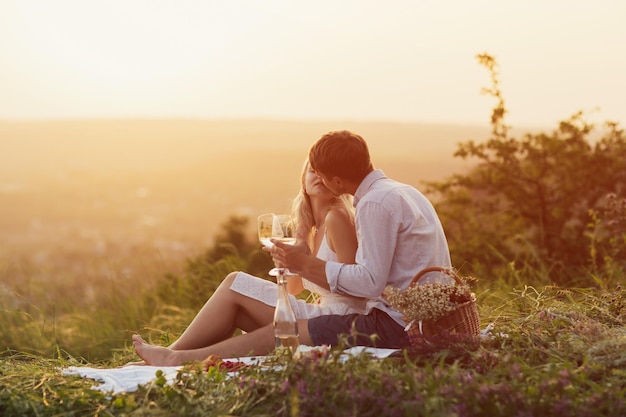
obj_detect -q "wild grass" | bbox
[1,190,624,415]
[2,253,626,416]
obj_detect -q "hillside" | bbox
[0,119,485,287]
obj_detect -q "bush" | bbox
[428,54,626,285]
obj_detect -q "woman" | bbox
[131,160,366,363]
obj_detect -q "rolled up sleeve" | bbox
[327,199,398,298]
[325,261,342,292]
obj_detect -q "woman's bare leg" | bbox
[168,272,275,350]
[133,320,312,366]
[132,325,273,365]
[132,319,313,366]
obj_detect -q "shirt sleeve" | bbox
[326,199,399,298]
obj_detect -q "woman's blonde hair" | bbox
[291,159,354,245]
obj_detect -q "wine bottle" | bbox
[273,272,299,353]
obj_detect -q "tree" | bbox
[428,54,626,284]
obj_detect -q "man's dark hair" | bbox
[308,130,373,182]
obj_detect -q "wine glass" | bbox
[257,213,296,277]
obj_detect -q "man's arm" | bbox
[270,240,331,290]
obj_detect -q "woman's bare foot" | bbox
[120,360,147,368]
[132,334,180,366]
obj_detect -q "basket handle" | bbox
[410,266,464,288]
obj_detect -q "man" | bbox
[132,130,450,364]
[272,130,451,348]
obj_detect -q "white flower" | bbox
[384,282,471,323]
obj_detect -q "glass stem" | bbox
[276,268,286,285]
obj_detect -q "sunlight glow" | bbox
[1,0,625,126]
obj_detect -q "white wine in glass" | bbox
[257,213,296,276]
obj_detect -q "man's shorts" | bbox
[308,308,410,348]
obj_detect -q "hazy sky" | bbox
[1,0,624,127]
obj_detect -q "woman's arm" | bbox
[272,207,357,292]
[287,223,308,294]
[325,207,358,264]
[287,275,305,294]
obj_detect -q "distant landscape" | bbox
[0,119,486,307]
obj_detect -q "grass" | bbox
[2,269,626,416]
[2,208,625,416]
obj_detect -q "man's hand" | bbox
[266,238,330,289]
[268,239,311,275]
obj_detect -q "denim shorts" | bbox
[308,308,410,348]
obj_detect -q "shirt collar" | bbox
[353,169,386,206]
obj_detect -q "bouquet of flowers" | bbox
[383,267,479,339]
[384,280,471,323]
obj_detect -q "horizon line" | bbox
[0,116,553,130]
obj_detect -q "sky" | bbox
[1,0,624,127]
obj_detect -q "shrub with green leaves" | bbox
[428,54,626,285]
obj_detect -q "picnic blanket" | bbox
[62,346,400,394]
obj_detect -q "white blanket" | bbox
[63,364,182,394]
[62,347,399,394]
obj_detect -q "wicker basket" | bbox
[404,266,480,343]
